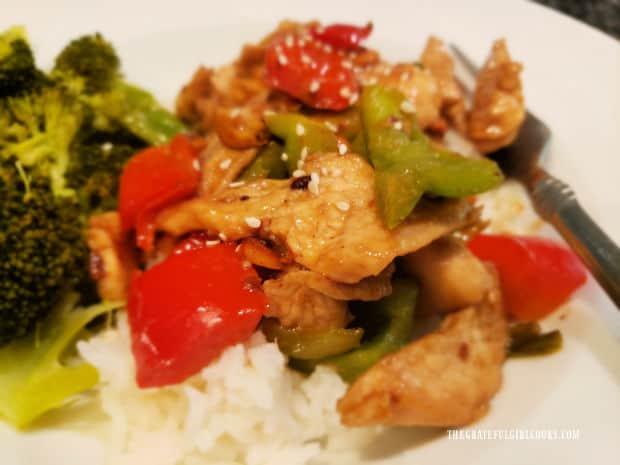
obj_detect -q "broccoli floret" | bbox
[0,28,181,348]
[95,81,187,145]
[67,126,145,212]
[0,293,122,428]
[53,32,120,94]
[0,84,87,197]
[52,33,185,145]
[0,159,90,346]
[0,26,47,98]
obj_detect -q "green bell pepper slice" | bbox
[323,279,417,382]
[261,318,364,360]
[508,322,563,357]
[360,85,504,229]
[264,112,340,173]
[239,141,288,180]
[290,279,417,383]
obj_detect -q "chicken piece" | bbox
[176,66,215,128]
[467,39,525,154]
[420,36,467,134]
[337,285,507,427]
[358,62,442,130]
[263,272,351,331]
[86,212,138,301]
[198,133,257,196]
[156,153,475,283]
[421,36,461,105]
[264,264,393,330]
[297,263,394,301]
[402,236,496,315]
[175,22,302,149]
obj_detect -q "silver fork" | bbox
[450,44,620,309]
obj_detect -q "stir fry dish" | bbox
[0,20,588,462]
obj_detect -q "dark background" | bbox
[534,0,620,37]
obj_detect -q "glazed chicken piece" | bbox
[420,36,467,133]
[357,62,443,130]
[264,274,351,330]
[467,39,525,154]
[402,236,496,315]
[175,22,301,149]
[294,263,394,302]
[337,285,507,427]
[156,153,475,283]
[86,212,137,301]
[198,133,257,196]
[264,264,394,330]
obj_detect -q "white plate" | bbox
[2,1,620,464]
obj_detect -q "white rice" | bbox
[73,180,545,465]
[77,315,379,465]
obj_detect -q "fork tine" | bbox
[448,43,480,78]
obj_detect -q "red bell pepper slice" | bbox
[264,31,360,110]
[311,22,373,51]
[468,234,587,321]
[128,242,266,388]
[118,134,200,251]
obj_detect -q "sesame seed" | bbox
[193,159,200,171]
[278,53,289,66]
[296,123,305,136]
[284,34,294,48]
[245,217,261,228]
[364,76,378,86]
[242,260,251,270]
[308,172,320,195]
[336,201,350,212]
[400,100,415,114]
[400,72,410,81]
[281,152,289,161]
[300,146,309,160]
[206,240,221,246]
[301,53,312,64]
[229,180,245,188]
[323,44,333,53]
[324,121,338,132]
[342,60,353,69]
[348,92,359,105]
[339,86,352,98]
[382,66,392,76]
[393,121,403,131]
[337,142,348,155]
[275,45,283,53]
[235,244,242,253]
[298,38,306,47]
[218,232,228,241]
[292,169,307,178]
[229,107,241,117]
[321,167,329,176]
[332,168,343,176]
[101,142,113,152]
[219,158,232,170]
[309,80,320,93]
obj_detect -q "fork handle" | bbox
[530,168,620,308]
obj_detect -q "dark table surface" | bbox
[533,0,620,38]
